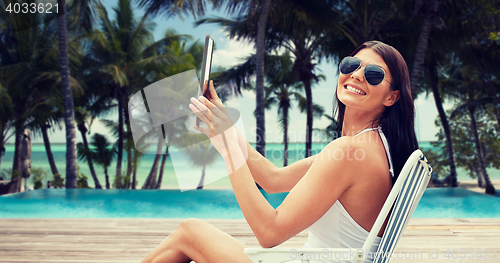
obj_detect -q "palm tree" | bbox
[424,0,500,188]
[263,85,296,167]
[408,0,449,99]
[0,8,64,193]
[198,0,341,157]
[417,0,500,188]
[153,116,191,189]
[141,128,164,189]
[57,0,78,188]
[261,51,323,166]
[0,84,13,171]
[100,118,137,189]
[137,32,206,189]
[140,95,192,190]
[450,100,496,196]
[426,56,458,187]
[137,0,273,157]
[23,100,63,180]
[154,146,169,189]
[254,0,272,158]
[77,133,116,189]
[322,0,409,55]
[442,59,497,195]
[71,56,118,189]
[90,0,188,188]
[75,112,103,189]
[131,145,145,189]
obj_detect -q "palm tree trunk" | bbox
[115,88,124,189]
[155,145,169,189]
[42,124,60,177]
[104,168,110,189]
[0,131,4,172]
[132,162,138,189]
[57,0,78,188]
[468,105,495,195]
[10,125,23,193]
[303,78,313,158]
[428,60,458,187]
[475,164,484,188]
[410,14,433,99]
[124,149,132,189]
[495,105,500,131]
[124,106,133,189]
[77,122,102,189]
[141,160,156,189]
[142,137,163,189]
[255,0,272,157]
[197,165,206,190]
[283,105,289,167]
[132,148,139,190]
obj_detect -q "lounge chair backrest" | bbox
[361,149,432,263]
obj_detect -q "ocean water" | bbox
[1,142,499,189]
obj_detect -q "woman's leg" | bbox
[141,218,254,263]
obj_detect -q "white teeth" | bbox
[345,85,366,95]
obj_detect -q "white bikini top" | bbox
[302,126,393,263]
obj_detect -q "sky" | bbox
[12,0,453,144]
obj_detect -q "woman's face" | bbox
[337,48,399,113]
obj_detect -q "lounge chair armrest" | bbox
[244,247,364,263]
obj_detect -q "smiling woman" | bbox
[334,41,418,185]
[140,41,418,263]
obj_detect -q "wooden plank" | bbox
[0,219,499,263]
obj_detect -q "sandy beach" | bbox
[456,179,500,195]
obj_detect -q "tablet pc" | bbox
[197,35,215,127]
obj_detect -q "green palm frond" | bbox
[102,64,129,87]
[100,119,119,137]
[90,133,116,167]
[312,103,325,119]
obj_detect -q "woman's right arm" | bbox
[238,130,317,193]
[204,81,315,193]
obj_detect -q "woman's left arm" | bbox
[224,137,363,248]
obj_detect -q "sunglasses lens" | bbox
[339,57,360,75]
[364,65,385,86]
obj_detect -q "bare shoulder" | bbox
[319,131,390,181]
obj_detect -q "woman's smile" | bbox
[344,84,367,95]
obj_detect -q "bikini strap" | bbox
[353,127,378,137]
[376,126,395,178]
[352,126,395,178]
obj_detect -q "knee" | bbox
[172,218,206,241]
[177,218,205,233]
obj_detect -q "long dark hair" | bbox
[333,41,419,184]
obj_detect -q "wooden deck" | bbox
[0,218,499,262]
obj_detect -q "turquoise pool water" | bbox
[1,188,499,218]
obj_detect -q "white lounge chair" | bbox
[244,149,432,263]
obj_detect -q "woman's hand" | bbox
[189,81,239,157]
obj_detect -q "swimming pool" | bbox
[0,188,499,218]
